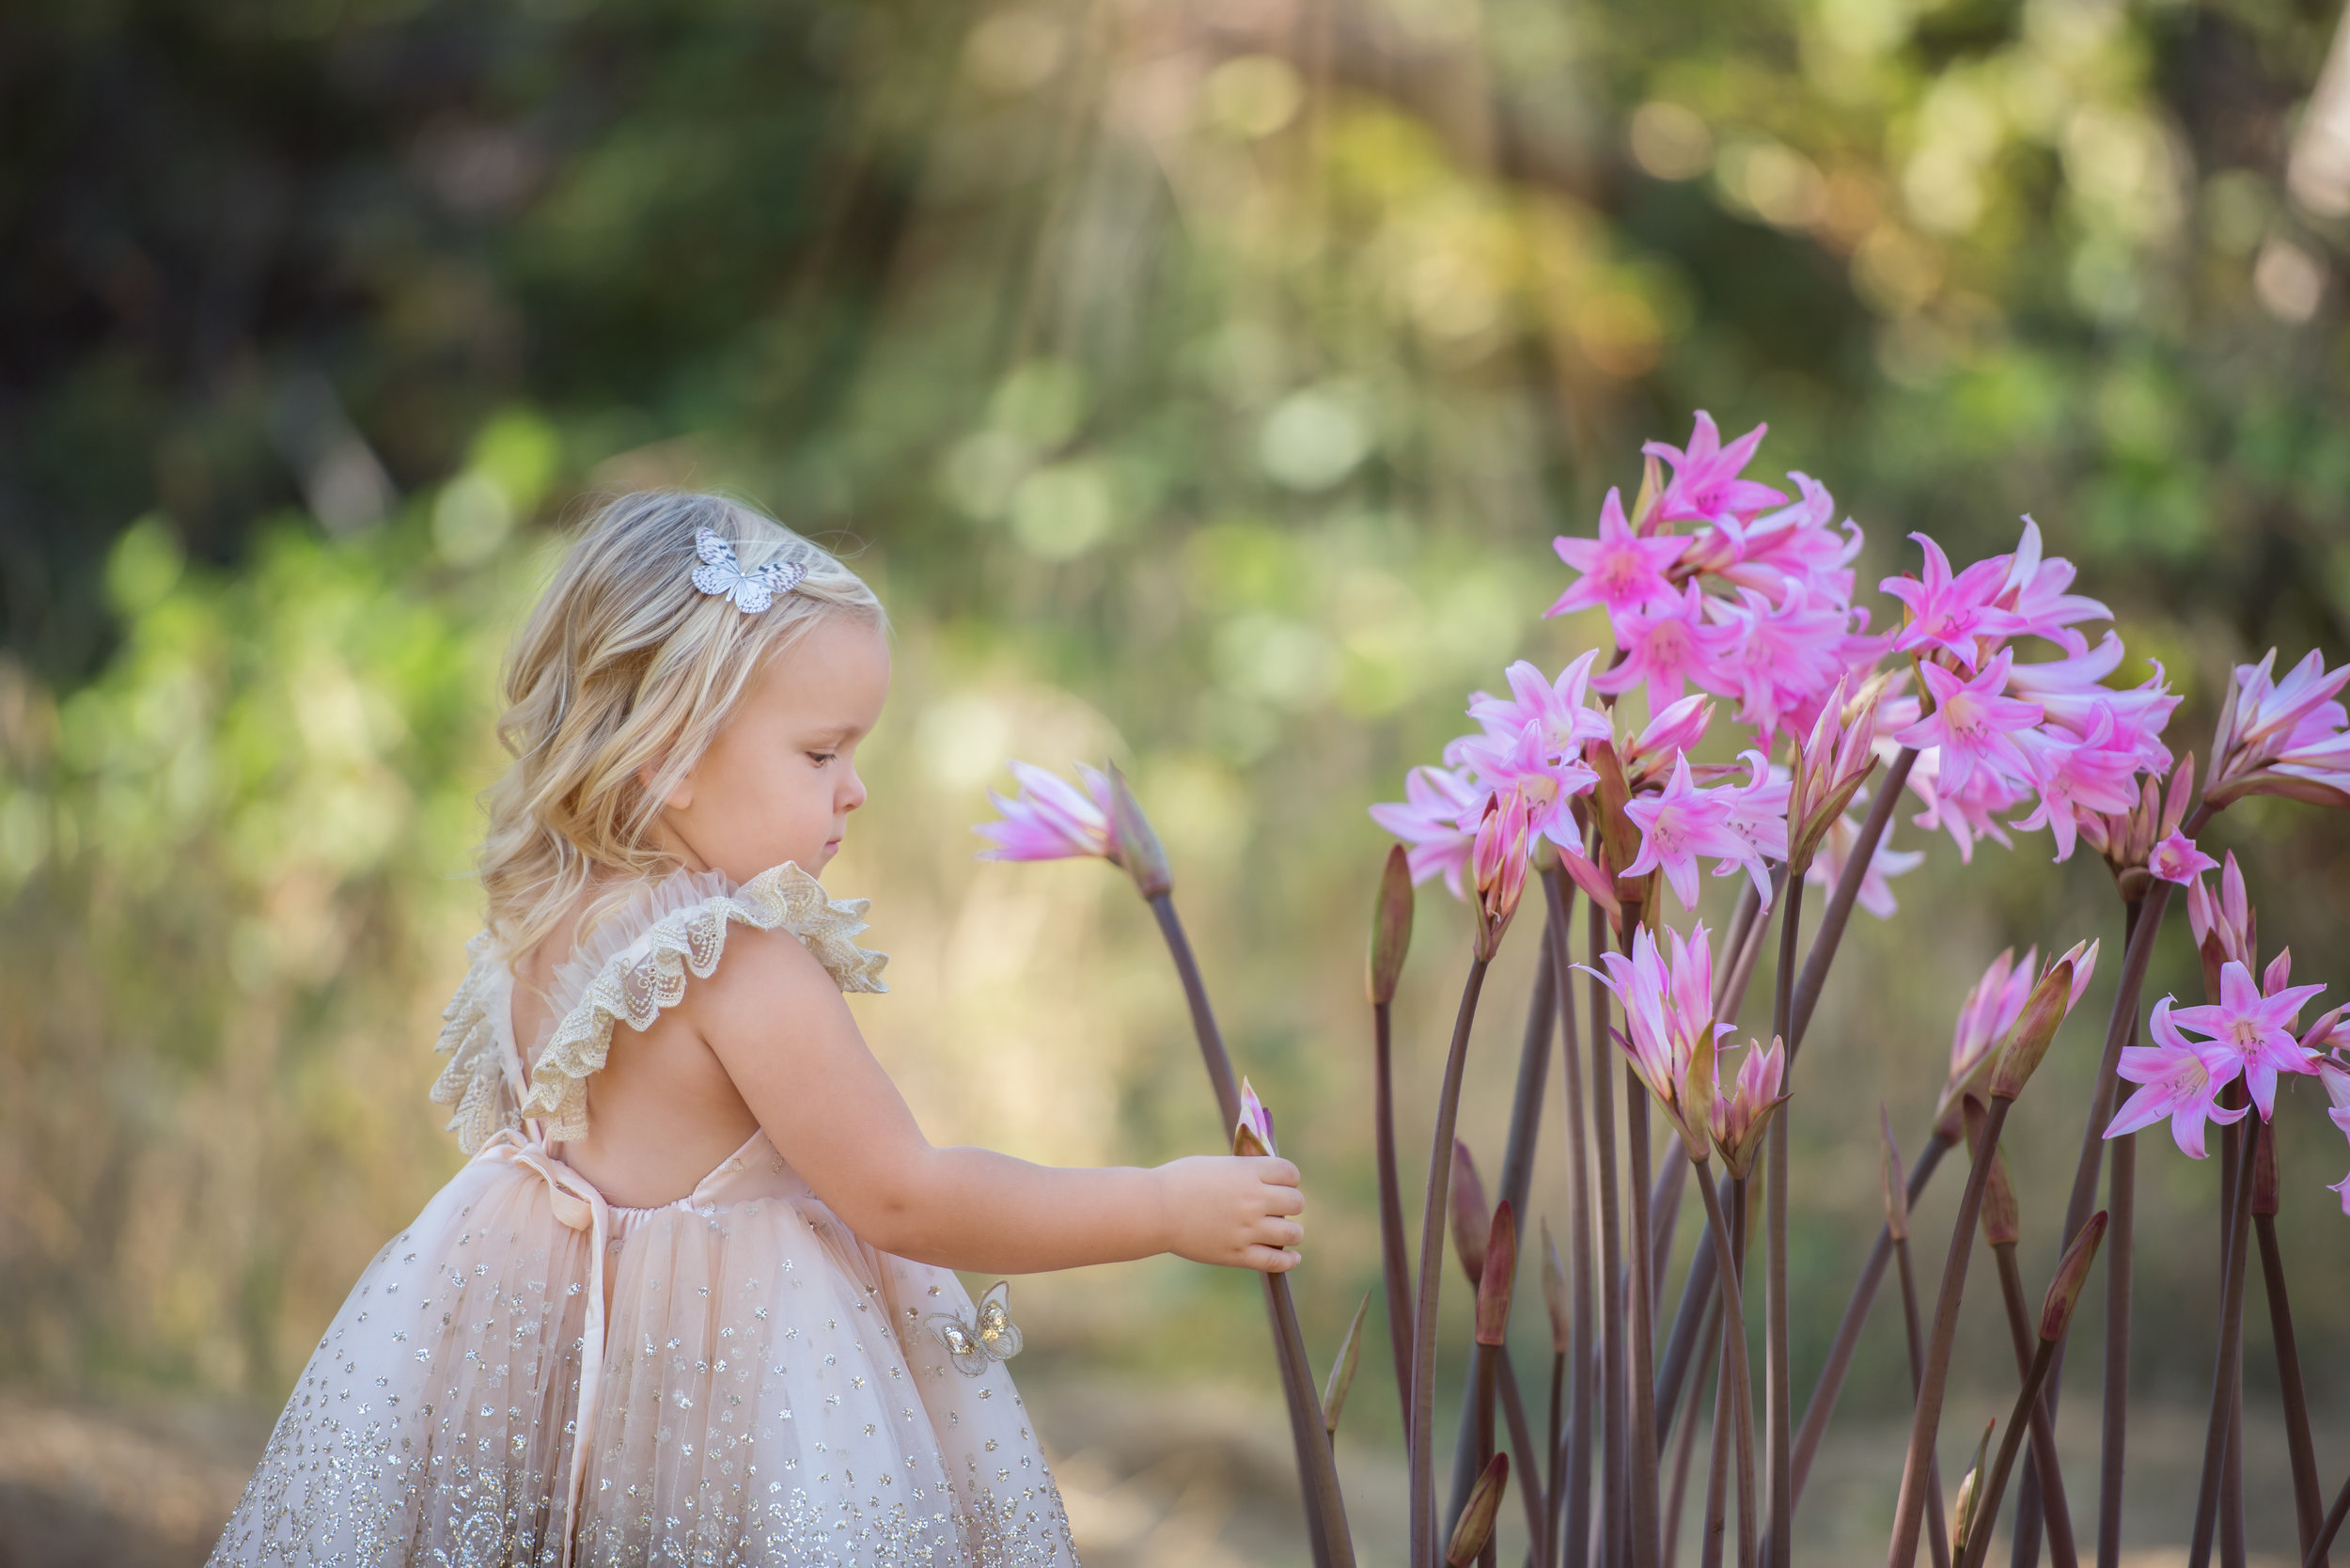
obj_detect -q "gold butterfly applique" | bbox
[927,1279,1023,1376]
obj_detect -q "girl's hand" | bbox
[1155,1154,1305,1272]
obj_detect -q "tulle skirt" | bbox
[208,1132,1078,1568]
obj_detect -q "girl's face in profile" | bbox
[650,615,891,884]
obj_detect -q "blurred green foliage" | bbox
[7,0,2350,1469]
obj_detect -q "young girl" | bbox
[209,492,1307,1568]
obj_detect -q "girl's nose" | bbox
[841,764,869,812]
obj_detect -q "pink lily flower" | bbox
[2106,996,2250,1159]
[1581,922,1733,1152]
[1895,650,2043,799]
[1466,652,1614,759]
[1643,412,1788,526]
[1547,488,1686,619]
[1995,519,2111,651]
[1622,694,1716,777]
[2168,956,2326,1120]
[1709,581,1852,742]
[2318,1061,2350,1213]
[1710,749,1791,905]
[2003,631,2126,694]
[1622,754,1746,913]
[2228,649,2350,755]
[1880,533,2022,671]
[1701,473,1861,606]
[1710,1035,1788,1179]
[1449,720,1599,853]
[2149,830,2218,886]
[1471,786,1532,949]
[1898,744,2025,864]
[2010,706,2146,863]
[1370,763,1483,897]
[976,760,1116,861]
[1942,940,2098,1105]
[1592,582,1736,706]
[1802,806,1925,918]
[1947,948,2038,1090]
[1895,650,2044,799]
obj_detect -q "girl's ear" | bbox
[637,758,694,812]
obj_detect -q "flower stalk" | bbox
[2186,1124,2263,1568]
[1371,846,1418,1433]
[2252,1119,2327,1568]
[1884,1110,1952,1568]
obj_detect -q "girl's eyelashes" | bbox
[807,751,838,767]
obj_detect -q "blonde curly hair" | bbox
[478,491,885,960]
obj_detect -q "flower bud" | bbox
[1232,1077,1277,1158]
[1950,1419,1998,1556]
[1105,762,1172,899]
[1446,1452,1511,1567]
[1449,1139,1490,1285]
[1474,1200,1517,1347]
[2038,1211,2108,1341]
[1989,958,2077,1100]
[1322,1290,1371,1436]
[1368,844,1414,1005]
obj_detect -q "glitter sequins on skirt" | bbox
[208,862,1080,1567]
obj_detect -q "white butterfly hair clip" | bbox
[927,1278,1023,1377]
[691,525,807,614]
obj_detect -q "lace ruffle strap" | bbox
[429,932,522,1155]
[518,860,887,1144]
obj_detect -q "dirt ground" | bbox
[0,1380,2319,1568]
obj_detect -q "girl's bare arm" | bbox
[696,925,1304,1276]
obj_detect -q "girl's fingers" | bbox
[1241,1245,1301,1273]
[1263,1184,1306,1216]
[1257,1216,1304,1247]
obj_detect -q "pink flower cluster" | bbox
[1549,415,1872,745]
[2102,853,2350,1202]
[1877,526,2193,868]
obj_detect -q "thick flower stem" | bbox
[1664,1299,1720,1568]
[2095,897,2143,1568]
[2304,1471,2350,1568]
[1894,1233,1951,1568]
[1374,995,1415,1435]
[1763,875,1802,1568]
[2186,1124,2261,1568]
[2254,1178,2325,1564]
[1146,893,1351,1568]
[1410,956,1492,1568]
[1475,1340,1499,1568]
[1448,933,1559,1535]
[1696,1168,1758,1568]
[2096,1130,2134,1568]
[1589,893,1628,1568]
[1545,870,1596,1568]
[1991,1242,2078,1568]
[1547,1346,1567,1568]
[1887,1094,2010,1568]
[1626,1058,1663,1568]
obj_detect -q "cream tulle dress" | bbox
[209,861,1080,1568]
